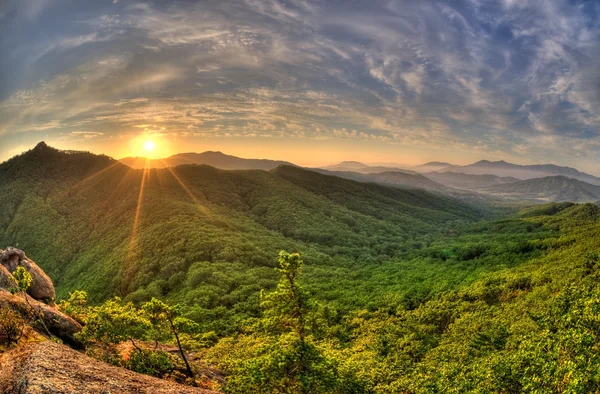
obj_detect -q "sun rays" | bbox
[159,160,211,216]
[65,151,213,294]
[122,159,150,292]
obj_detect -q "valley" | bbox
[2,143,600,392]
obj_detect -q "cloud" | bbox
[1,0,600,168]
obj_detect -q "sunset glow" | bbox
[1,1,600,173]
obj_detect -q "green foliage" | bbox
[11,148,600,392]
[126,348,176,378]
[77,297,151,346]
[0,147,483,335]
[213,252,348,394]
[11,266,32,294]
[58,290,88,323]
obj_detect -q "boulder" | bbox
[0,248,22,272]
[0,265,16,290]
[0,290,82,347]
[0,248,55,305]
[21,257,55,304]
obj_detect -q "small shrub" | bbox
[126,349,176,378]
[0,308,25,344]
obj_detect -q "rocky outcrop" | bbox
[0,290,82,346]
[0,341,217,394]
[0,265,17,289]
[0,248,55,305]
[0,247,80,345]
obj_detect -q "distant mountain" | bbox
[483,175,600,202]
[322,162,416,174]
[324,161,369,171]
[425,171,520,190]
[314,169,449,193]
[120,151,294,170]
[411,162,454,173]
[442,160,600,185]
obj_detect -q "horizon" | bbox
[2,1,600,173]
[4,140,600,176]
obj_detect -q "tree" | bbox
[142,298,198,378]
[10,266,53,338]
[225,251,341,394]
[77,297,151,350]
[57,290,88,324]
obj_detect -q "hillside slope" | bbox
[425,171,520,190]
[410,161,453,173]
[312,168,450,193]
[443,160,600,185]
[0,143,480,333]
[483,175,600,202]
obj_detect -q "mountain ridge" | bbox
[120,151,295,170]
[483,175,600,202]
[442,160,600,185]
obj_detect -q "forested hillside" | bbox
[4,144,600,392]
[0,143,482,333]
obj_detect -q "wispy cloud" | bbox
[1,0,600,169]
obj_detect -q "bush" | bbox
[126,348,176,378]
[0,308,25,344]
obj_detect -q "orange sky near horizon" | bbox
[2,135,540,169]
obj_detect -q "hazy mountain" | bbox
[0,143,478,333]
[442,160,600,185]
[322,161,416,174]
[425,171,520,190]
[483,175,600,202]
[411,162,454,173]
[120,151,294,170]
[314,169,449,193]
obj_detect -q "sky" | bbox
[1,0,600,171]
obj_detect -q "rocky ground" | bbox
[0,341,216,393]
[0,248,220,393]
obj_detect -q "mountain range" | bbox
[320,159,600,202]
[441,160,600,185]
[321,161,417,174]
[120,151,294,170]
[5,142,600,392]
[1,142,478,334]
[424,171,521,190]
[313,168,449,193]
[482,175,600,203]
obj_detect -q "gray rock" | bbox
[0,265,17,289]
[0,248,55,305]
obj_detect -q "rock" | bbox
[0,248,55,305]
[21,258,55,304]
[0,341,217,394]
[0,248,22,271]
[0,290,81,347]
[0,265,17,289]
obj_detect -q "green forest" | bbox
[3,145,600,392]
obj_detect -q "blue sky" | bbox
[1,0,600,170]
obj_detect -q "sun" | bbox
[143,140,156,152]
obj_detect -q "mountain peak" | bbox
[34,141,49,150]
